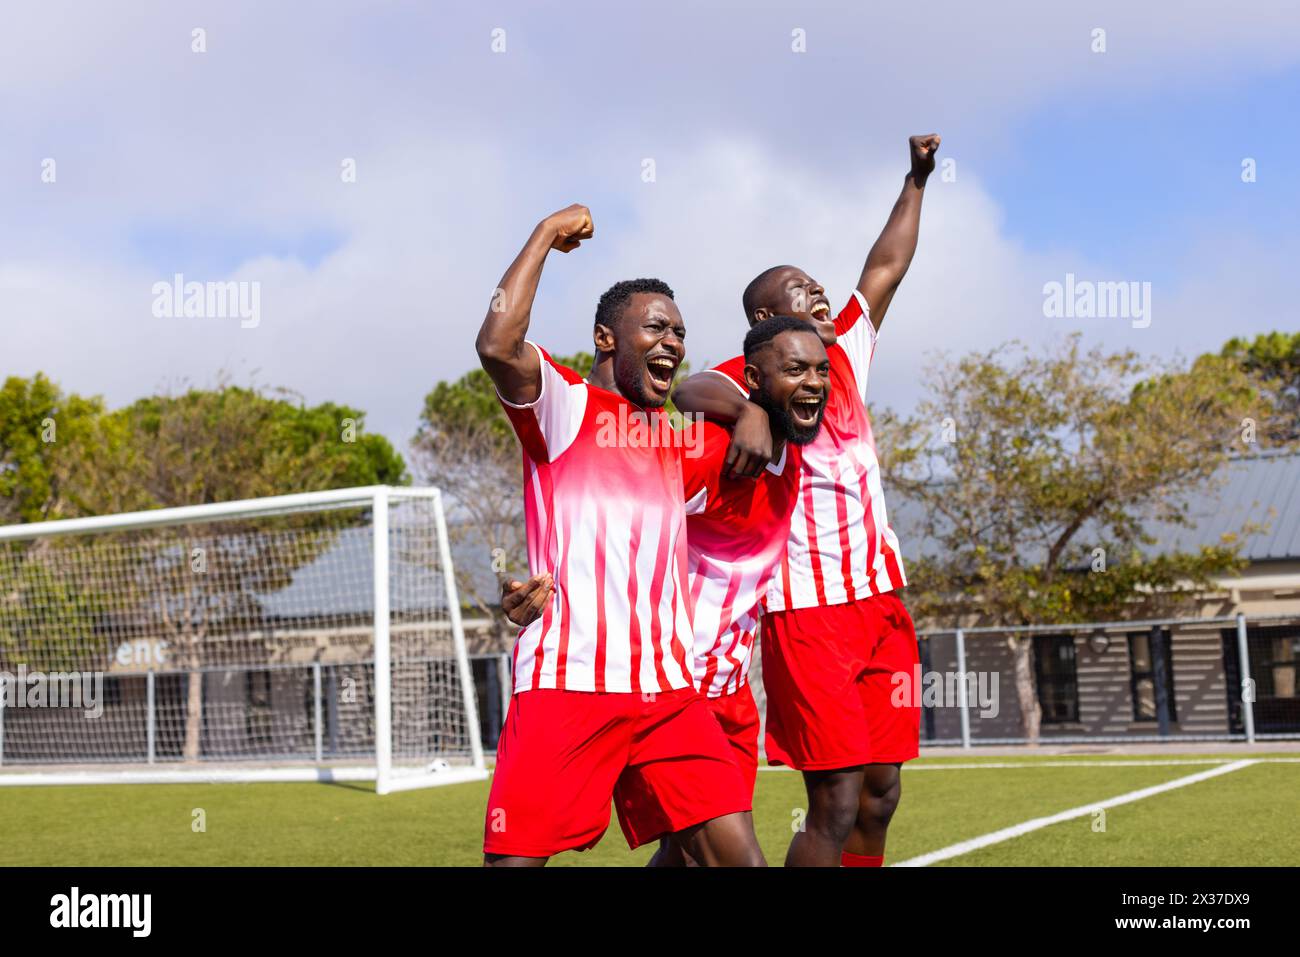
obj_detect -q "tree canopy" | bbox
[874,335,1264,628]
[1220,330,1300,443]
[0,373,103,524]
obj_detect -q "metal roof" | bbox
[1144,449,1300,562]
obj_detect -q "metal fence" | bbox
[911,612,1299,747]
[0,656,476,768]
[467,613,1300,752]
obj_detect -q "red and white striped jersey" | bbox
[499,342,696,695]
[709,291,907,612]
[682,422,802,697]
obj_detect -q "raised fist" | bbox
[543,204,594,253]
[909,134,941,179]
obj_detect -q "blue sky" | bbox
[2,0,1297,455]
[989,66,1299,281]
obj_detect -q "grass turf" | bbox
[3,754,1295,866]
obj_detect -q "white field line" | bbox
[754,757,1300,772]
[892,759,1258,867]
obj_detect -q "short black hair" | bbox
[743,315,820,361]
[595,278,674,330]
[742,265,793,322]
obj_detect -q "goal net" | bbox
[0,486,485,794]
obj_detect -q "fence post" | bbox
[373,487,392,793]
[1235,613,1256,745]
[1151,625,1171,737]
[955,628,971,750]
[146,670,156,765]
[0,674,6,767]
[313,662,323,763]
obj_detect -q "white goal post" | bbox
[0,486,486,794]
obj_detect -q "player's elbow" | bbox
[475,327,519,367]
[865,251,909,286]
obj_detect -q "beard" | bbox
[613,348,667,408]
[751,387,824,446]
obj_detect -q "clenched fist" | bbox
[542,203,594,253]
[909,134,941,180]
[501,573,554,628]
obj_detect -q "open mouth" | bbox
[790,393,825,427]
[809,300,831,321]
[645,354,678,392]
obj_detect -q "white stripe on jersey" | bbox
[502,343,695,694]
[759,291,908,611]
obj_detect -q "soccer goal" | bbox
[0,486,486,794]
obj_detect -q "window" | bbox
[1224,624,1300,734]
[1128,629,1176,722]
[1034,634,1078,724]
[246,670,272,749]
[918,636,937,742]
[102,673,123,707]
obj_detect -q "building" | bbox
[883,449,1300,744]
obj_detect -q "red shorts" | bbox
[704,683,761,798]
[761,592,920,770]
[483,686,750,858]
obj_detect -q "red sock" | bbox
[841,851,884,867]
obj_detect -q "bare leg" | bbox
[843,763,902,859]
[648,834,706,867]
[483,854,548,867]
[785,767,864,866]
[677,811,765,867]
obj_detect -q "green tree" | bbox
[1220,331,1300,444]
[0,375,110,672]
[69,379,405,514]
[875,335,1262,740]
[0,373,103,525]
[60,378,407,761]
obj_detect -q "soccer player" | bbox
[505,315,832,866]
[671,134,940,867]
[476,202,764,867]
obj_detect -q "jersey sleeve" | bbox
[496,341,588,463]
[681,421,731,516]
[705,355,749,396]
[832,290,878,402]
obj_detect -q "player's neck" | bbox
[588,356,625,400]
[589,355,656,408]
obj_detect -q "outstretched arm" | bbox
[671,372,772,479]
[475,204,594,404]
[856,134,940,331]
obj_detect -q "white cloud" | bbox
[1,0,1297,455]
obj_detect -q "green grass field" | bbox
[4,754,1296,866]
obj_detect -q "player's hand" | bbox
[725,402,773,480]
[501,573,554,627]
[542,204,594,253]
[909,134,941,180]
